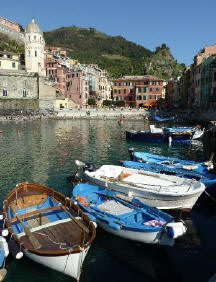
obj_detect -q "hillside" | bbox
[44,26,185,79]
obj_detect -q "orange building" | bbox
[112,75,163,107]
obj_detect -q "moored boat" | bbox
[128,149,214,173]
[125,125,204,143]
[122,160,216,189]
[3,182,96,281]
[77,162,205,210]
[72,183,187,246]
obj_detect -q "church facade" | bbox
[0,18,56,113]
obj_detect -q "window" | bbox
[124,89,126,94]
[150,88,152,92]
[143,96,146,100]
[114,82,117,86]
[118,90,121,94]
[23,89,27,97]
[156,88,159,92]
[28,50,30,56]
[114,89,117,94]
[3,88,7,96]
[149,95,152,99]
[12,62,16,68]
[119,82,121,86]
[34,35,36,40]
[138,87,141,93]
[130,89,133,94]
[144,87,146,93]
[35,51,37,57]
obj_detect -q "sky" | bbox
[2,0,216,66]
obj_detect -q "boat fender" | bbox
[166,222,187,239]
[182,165,198,170]
[8,240,23,260]
[108,222,121,230]
[84,163,94,172]
[0,214,3,221]
[0,237,9,258]
[0,229,8,238]
[91,221,97,228]
[0,268,7,282]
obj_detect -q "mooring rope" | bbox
[204,190,216,203]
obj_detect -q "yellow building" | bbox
[162,81,167,99]
[0,51,20,70]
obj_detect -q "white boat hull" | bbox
[85,166,205,210]
[97,220,174,246]
[24,247,90,280]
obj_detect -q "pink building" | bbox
[0,16,20,33]
[45,57,68,95]
[65,70,89,106]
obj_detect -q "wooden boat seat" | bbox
[10,194,48,210]
[9,206,62,223]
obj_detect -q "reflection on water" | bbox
[0,119,216,282]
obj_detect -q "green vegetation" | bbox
[44,27,185,79]
[88,98,96,106]
[0,33,24,53]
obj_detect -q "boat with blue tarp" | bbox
[72,183,187,246]
[128,149,214,174]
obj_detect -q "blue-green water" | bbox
[0,119,216,282]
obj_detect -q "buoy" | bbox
[33,130,36,135]
[8,240,23,260]
[0,268,7,281]
[0,131,3,134]
[17,130,21,134]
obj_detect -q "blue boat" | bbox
[72,183,187,246]
[128,149,214,174]
[125,125,203,143]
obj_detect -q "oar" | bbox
[52,198,89,234]
[11,206,42,250]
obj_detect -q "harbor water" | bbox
[0,118,216,282]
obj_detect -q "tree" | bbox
[88,98,96,106]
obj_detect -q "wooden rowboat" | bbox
[3,182,96,281]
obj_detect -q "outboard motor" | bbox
[128,148,135,161]
[84,162,94,172]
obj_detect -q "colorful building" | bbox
[112,75,163,107]
[0,16,24,41]
[65,70,89,106]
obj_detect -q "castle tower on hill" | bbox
[25,19,46,76]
